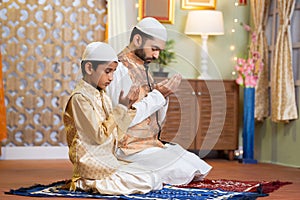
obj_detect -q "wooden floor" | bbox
[0,159,299,200]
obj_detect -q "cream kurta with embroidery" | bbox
[115,49,166,155]
[63,79,162,195]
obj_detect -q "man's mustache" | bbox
[145,57,157,63]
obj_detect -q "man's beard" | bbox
[134,48,154,64]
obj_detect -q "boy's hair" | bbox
[81,60,109,76]
[130,27,154,44]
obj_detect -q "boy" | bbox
[63,42,162,195]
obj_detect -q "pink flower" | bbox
[237,58,246,65]
[251,51,260,60]
[234,23,263,88]
[247,58,254,65]
[236,75,244,86]
[245,75,258,88]
[243,23,251,32]
[235,65,241,72]
[248,62,255,70]
[251,32,257,43]
[235,56,262,88]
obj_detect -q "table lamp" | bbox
[184,10,224,79]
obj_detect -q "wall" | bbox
[154,0,250,80]
[255,117,300,167]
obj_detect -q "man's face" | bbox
[135,38,166,64]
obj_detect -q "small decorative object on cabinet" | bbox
[160,79,239,160]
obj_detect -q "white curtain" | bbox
[271,0,298,122]
[107,0,138,52]
[250,0,270,122]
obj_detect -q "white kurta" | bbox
[106,49,212,185]
[116,143,212,185]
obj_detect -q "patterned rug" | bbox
[178,179,292,193]
[5,179,291,200]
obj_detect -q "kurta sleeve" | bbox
[130,90,167,126]
[70,94,117,144]
[106,64,168,127]
[106,63,132,107]
[157,97,169,124]
[112,104,135,132]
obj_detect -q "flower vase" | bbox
[241,87,257,164]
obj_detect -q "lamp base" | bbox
[197,72,212,80]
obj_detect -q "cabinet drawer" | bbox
[192,80,237,94]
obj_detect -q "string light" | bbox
[231,0,248,76]
[231,0,240,78]
[136,2,140,21]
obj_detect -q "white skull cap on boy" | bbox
[135,17,167,41]
[81,42,118,62]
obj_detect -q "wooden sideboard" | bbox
[159,79,239,160]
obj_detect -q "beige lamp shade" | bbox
[184,10,224,79]
[184,10,224,36]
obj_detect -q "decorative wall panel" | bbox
[0,0,107,146]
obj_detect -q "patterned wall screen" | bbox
[0,0,107,146]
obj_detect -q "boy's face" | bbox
[91,61,118,89]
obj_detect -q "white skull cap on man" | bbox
[135,17,167,41]
[81,42,118,62]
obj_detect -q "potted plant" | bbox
[152,39,176,77]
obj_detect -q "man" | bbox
[106,17,212,185]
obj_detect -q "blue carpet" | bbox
[6,180,268,199]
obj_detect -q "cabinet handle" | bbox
[198,92,202,96]
[192,91,196,95]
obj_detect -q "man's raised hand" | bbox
[154,74,182,97]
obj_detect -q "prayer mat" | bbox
[178,179,292,194]
[5,179,287,200]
